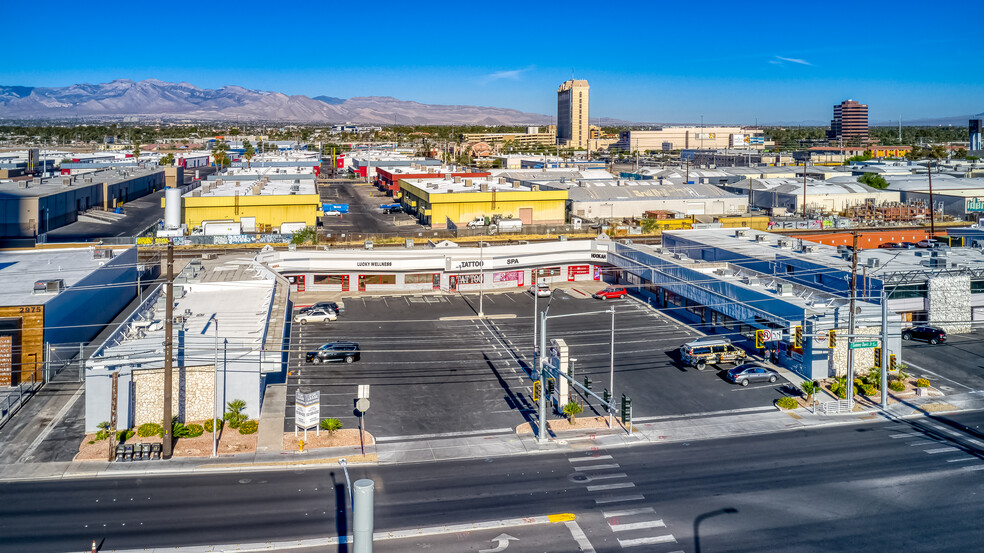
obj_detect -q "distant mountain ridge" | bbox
[0,79,568,125]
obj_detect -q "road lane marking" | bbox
[375,428,514,442]
[900,360,973,391]
[633,405,774,422]
[603,507,655,518]
[574,463,620,471]
[890,433,924,439]
[947,457,975,463]
[961,465,984,471]
[569,454,613,463]
[609,520,665,532]
[595,494,645,505]
[565,520,598,553]
[617,535,678,547]
[587,482,635,492]
[925,447,960,454]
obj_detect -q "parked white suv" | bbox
[530,283,551,297]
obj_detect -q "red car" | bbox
[593,286,628,300]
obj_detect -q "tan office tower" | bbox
[557,79,589,149]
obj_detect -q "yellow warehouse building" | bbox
[165,175,321,231]
[399,176,567,228]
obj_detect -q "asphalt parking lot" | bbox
[285,288,791,440]
[899,328,984,393]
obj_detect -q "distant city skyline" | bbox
[2,1,980,124]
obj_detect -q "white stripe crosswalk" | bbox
[569,453,678,550]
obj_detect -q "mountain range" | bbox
[0,79,565,125]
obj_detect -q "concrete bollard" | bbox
[353,479,374,553]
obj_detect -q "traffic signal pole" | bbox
[880,289,889,409]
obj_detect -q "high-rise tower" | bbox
[557,79,589,149]
[827,99,868,144]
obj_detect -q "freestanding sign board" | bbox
[295,390,321,438]
[549,339,570,411]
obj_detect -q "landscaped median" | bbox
[774,370,943,412]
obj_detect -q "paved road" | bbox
[900,329,984,392]
[45,188,166,242]
[4,410,983,553]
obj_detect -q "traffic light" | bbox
[828,329,837,348]
[620,395,631,424]
[794,325,803,349]
[755,329,765,349]
[547,378,555,395]
[874,347,882,369]
[889,354,897,372]
[603,388,611,406]
[583,376,592,391]
[532,381,541,402]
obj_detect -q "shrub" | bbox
[889,380,905,392]
[137,422,162,438]
[320,418,343,434]
[204,418,224,433]
[238,420,258,435]
[172,422,192,439]
[117,429,134,442]
[562,401,583,424]
[829,378,848,399]
[861,385,877,396]
[916,378,931,388]
[186,424,204,438]
[776,396,798,410]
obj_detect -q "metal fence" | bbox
[0,374,42,430]
[816,399,852,415]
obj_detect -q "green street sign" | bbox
[849,340,878,349]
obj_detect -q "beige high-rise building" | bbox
[557,79,589,149]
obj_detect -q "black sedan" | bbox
[902,326,946,344]
[726,364,780,386]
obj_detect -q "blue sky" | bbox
[3,0,981,124]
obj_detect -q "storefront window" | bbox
[405,273,435,284]
[364,275,396,285]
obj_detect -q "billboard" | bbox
[966,198,984,213]
[731,134,749,147]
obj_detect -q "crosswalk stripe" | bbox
[569,455,614,463]
[609,520,665,532]
[585,473,628,481]
[617,535,677,547]
[574,464,620,472]
[594,494,645,505]
[587,482,635,492]
[962,465,984,471]
[890,433,923,439]
[947,457,975,463]
[925,447,960,454]
[603,507,655,518]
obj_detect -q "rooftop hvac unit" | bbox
[777,239,792,249]
[33,279,65,294]
[742,277,760,286]
[621,239,634,245]
[735,230,748,238]
[866,258,880,268]
[803,245,818,253]
[928,257,945,268]
[755,234,768,242]
[842,252,853,261]
[673,253,687,260]
[777,283,794,296]
[837,245,847,253]
[714,268,730,276]
[92,248,114,260]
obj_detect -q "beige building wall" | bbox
[557,80,589,149]
[619,127,763,152]
[132,365,217,425]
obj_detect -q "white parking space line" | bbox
[594,494,645,505]
[587,482,635,492]
[609,520,665,532]
[603,507,655,518]
[574,463,620,472]
[569,455,614,463]
[617,535,677,547]
[731,383,780,391]
[925,447,960,454]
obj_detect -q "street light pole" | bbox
[478,227,485,317]
[608,305,615,428]
[212,315,219,458]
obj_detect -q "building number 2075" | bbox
[18,306,41,314]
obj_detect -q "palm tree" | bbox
[562,401,583,425]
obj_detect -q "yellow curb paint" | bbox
[548,513,577,522]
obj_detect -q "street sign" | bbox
[295,390,321,431]
[849,340,878,349]
[761,329,782,342]
[356,398,370,412]
[357,384,370,399]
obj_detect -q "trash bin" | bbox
[151,443,162,460]
[140,443,152,460]
[123,444,134,461]
[115,444,126,462]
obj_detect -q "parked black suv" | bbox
[300,301,343,315]
[306,342,361,363]
[901,326,946,344]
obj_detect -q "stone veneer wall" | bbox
[828,326,880,378]
[132,365,216,426]
[927,275,972,334]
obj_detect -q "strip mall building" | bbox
[257,240,611,293]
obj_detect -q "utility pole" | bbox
[802,160,808,218]
[880,288,889,409]
[162,244,174,459]
[846,231,859,408]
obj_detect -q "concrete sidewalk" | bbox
[2,389,981,482]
